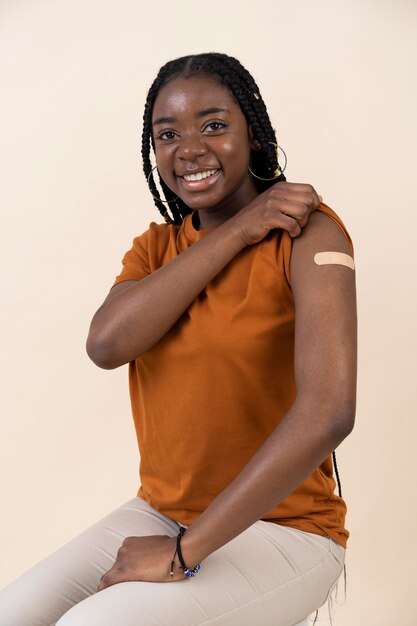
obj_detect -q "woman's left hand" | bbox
[97,534,187,590]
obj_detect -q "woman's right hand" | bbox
[229,181,322,247]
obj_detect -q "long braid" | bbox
[141,92,184,225]
[141,52,286,224]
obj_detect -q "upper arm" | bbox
[290,211,357,432]
[92,227,152,317]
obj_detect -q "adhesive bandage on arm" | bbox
[314,251,355,270]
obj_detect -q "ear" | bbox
[248,126,261,150]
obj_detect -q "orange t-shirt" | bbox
[113,203,353,548]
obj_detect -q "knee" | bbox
[55,591,109,626]
[55,602,90,626]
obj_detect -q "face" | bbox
[151,75,259,220]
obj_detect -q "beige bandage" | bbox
[314,251,355,270]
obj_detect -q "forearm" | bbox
[87,220,245,368]
[181,398,353,566]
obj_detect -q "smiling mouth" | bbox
[181,169,219,182]
[177,169,222,193]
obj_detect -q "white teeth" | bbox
[183,169,217,182]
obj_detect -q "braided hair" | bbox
[141,52,286,225]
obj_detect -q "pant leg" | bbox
[0,497,180,626]
[54,512,345,626]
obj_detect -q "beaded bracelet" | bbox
[170,525,201,577]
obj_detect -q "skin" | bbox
[91,75,357,590]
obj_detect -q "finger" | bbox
[271,181,317,195]
[97,567,126,591]
[97,571,113,592]
[271,201,311,227]
[271,181,323,211]
[268,213,302,238]
[267,200,311,227]
[286,218,302,238]
[269,187,321,211]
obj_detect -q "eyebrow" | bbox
[152,107,230,126]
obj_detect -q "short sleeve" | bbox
[112,229,151,287]
[278,203,354,287]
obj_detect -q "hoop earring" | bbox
[248,142,287,181]
[147,165,179,204]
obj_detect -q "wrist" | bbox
[216,215,248,254]
[170,526,202,578]
[179,525,207,566]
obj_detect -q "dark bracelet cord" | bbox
[170,526,201,578]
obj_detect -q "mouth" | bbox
[177,169,221,191]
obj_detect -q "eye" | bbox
[203,121,226,133]
[156,130,177,141]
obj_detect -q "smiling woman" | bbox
[0,52,356,626]
[151,76,260,218]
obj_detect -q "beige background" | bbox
[1,0,416,623]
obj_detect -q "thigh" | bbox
[55,520,346,626]
[0,497,180,626]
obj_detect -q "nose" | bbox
[177,134,208,161]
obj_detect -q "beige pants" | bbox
[0,497,345,626]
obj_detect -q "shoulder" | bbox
[295,204,353,253]
[279,203,354,285]
[148,220,172,233]
[131,220,175,249]
[291,204,354,274]
[136,220,171,239]
[290,205,356,296]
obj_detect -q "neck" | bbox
[196,182,259,230]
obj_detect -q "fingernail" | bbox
[318,195,323,202]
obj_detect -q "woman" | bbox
[0,53,356,626]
